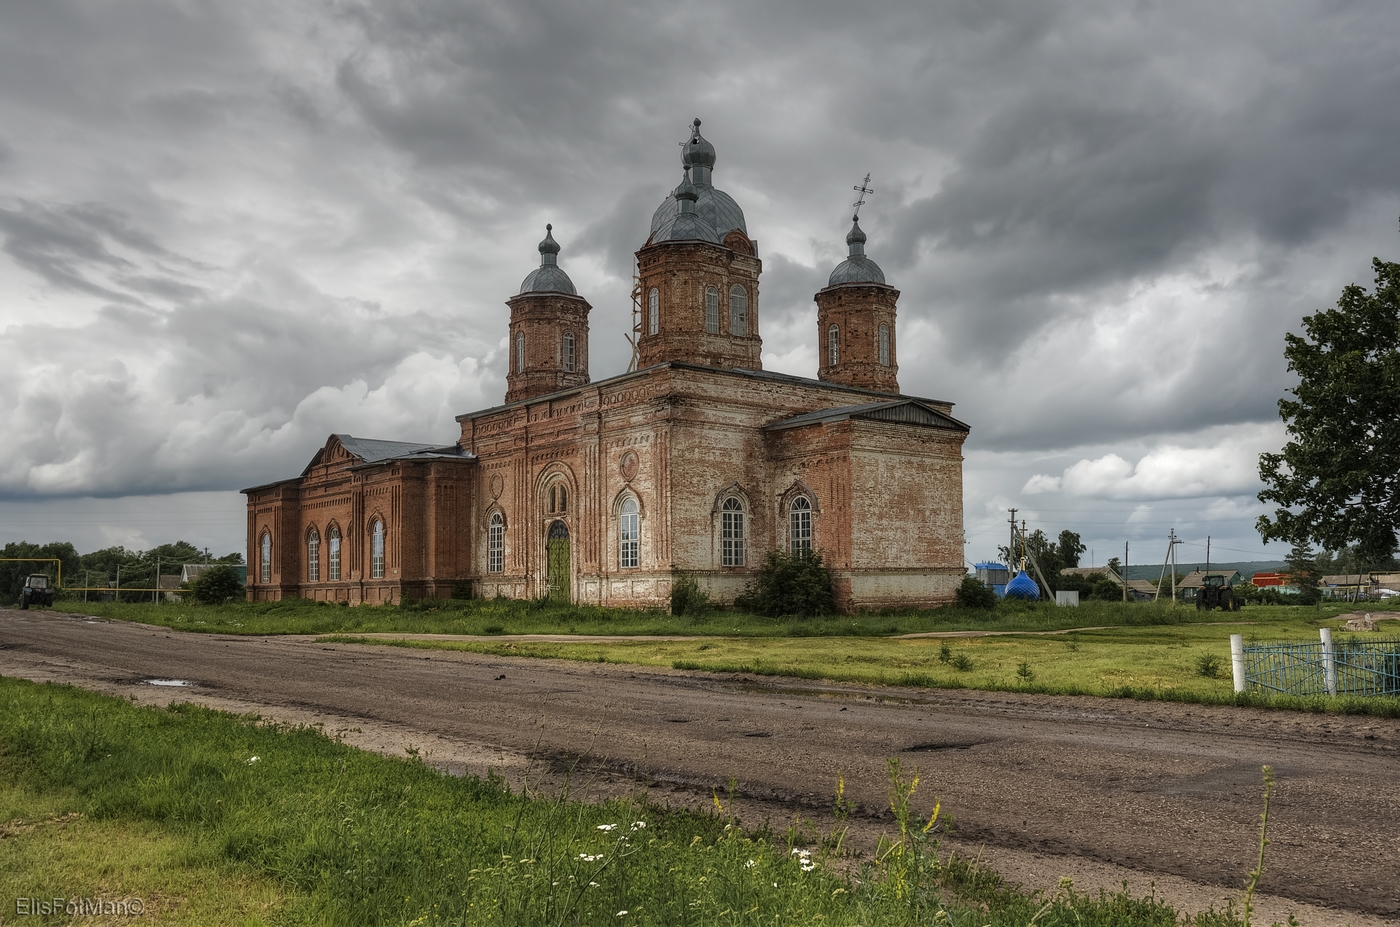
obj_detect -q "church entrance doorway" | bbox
[546,520,571,604]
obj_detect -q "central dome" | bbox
[649,118,747,242]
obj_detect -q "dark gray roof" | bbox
[518,264,578,295]
[335,435,474,466]
[650,183,747,241]
[827,255,887,286]
[764,399,969,433]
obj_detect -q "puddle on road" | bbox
[146,679,191,687]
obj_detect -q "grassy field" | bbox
[0,676,1272,925]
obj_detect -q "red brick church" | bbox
[243,120,970,610]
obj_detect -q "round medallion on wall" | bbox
[489,473,504,499]
[619,451,639,482]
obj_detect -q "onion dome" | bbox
[650,117,747,242]
[1005,570,1041,601]
[827,215,886,286]
[681,118,717,171]
[518,224,577,295]
[653,167,721,244]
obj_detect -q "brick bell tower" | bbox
[505,225,591,403]
[815,214,899,393]
[636,119,762,371]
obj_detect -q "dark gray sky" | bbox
[2,0,1397,566]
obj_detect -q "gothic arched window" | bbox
[548,483,568,514]
[516,333,525,372]
[370,519,385,579]
[648,287,659,335]
[307,528,320,582]
[721,496,746,567]
[259,532,271,583]
[828,325,840,366]
[488,512,504,573]
[619,496,640,568]
[562,331,576,372]
[878,324,890,367]
[705,286,719,333]
[789,496,813,557]
[328,526,341,581]
[729,286,747,336]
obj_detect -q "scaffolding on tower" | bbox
[627,255,642,372]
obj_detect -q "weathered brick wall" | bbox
[637,240,762,371]
[815,284,900,394]
[505,292,591,403]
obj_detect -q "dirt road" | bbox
[2,609,1396,925]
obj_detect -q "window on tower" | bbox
[648,288,659,335]
[562,331,576,372]
[828,325,840,366]
[705,287,719,334]
[878,324,890,367]
[729,286,747,336]
[516,333,525,372]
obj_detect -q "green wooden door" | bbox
[546,521,571,604]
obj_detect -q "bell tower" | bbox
[505,225,591,403]
[815,215,899,393]
[636,119,762,371]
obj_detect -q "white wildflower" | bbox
[246,756,260,764]
[745,860,756,868]
[597,824,617,831]
[630,821,646,830]
[616,912,628,917]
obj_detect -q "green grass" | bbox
[52,594,1396,639]
[0,676,1269,926]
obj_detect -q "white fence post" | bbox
[1230,634,1246,694]
[1320,628,1338,696]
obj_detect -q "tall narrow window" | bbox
[307,528,320,582]
[488,512,504,573]
[328,526,341,581]
[563,331,576,372]
[878,324,890,366]
[729,286,747,336]
[558,485,567,512]
[259,532,271,583]
[721,497,745,567]
[789,496,812,557]
[620,496,639,568]
[548,483,568,514]
[516,333,525,372]
[828,325,840,366]
[705,286,719,333]
[370,520,385,579]
[648,287,659,335]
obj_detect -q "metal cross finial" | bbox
[852,173,874,216]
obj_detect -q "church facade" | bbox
[242,120,970,611]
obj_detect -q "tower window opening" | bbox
[648,288,659,335]
[878,324,890,367]
[828,325,840,366]
[729,286,747,336]
[563,331,576,372]
[705,286,719,334]
[516,333,525,372]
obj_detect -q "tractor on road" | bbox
[18,574,54,610]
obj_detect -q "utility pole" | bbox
[1007,508,1018,568]
[1170,529,1180,604]
[1123,541,1128,604]
[1154,529,1183,603]
[1205,536,1211,575]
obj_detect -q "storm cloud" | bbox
[1,0,1397,558]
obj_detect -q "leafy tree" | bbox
[1057,530,1085,569]
[145,541,205,565]
[735,550,835,618]
[0,541,80,604]
[1258,258,1400,567]
[190,565,244,605]
[1106,556,1123,578]
[1285,543,1322,605]
[955,575,997,610]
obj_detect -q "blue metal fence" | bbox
[1243,637,1400,697]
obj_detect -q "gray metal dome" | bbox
[518,224,578,295]
[653,167,721,244]
[649,118,747,243]
[827,215,886,286]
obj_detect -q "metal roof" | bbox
[650,184,747,240]
[764,399,969,433]
[827,255,887,286]
[518,264,578,295]
[335,435,473,464]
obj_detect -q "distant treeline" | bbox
[1,540,243,605]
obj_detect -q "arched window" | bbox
[878,323,890,367]
[562,331,576,372]
[328,526,341,581]
[548,483,568,514]
[619,496,640,568]
[729,286,747,336]
[789,496,813,557]
[721,497,745,567]
[488,512,504,573]
[648,287,659,335]
[370,519,385,579]
[516,333,525,372]
[705,286,719,333]
[828,324,840,366]
[307,528,320,582]
[259,532,271,583]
